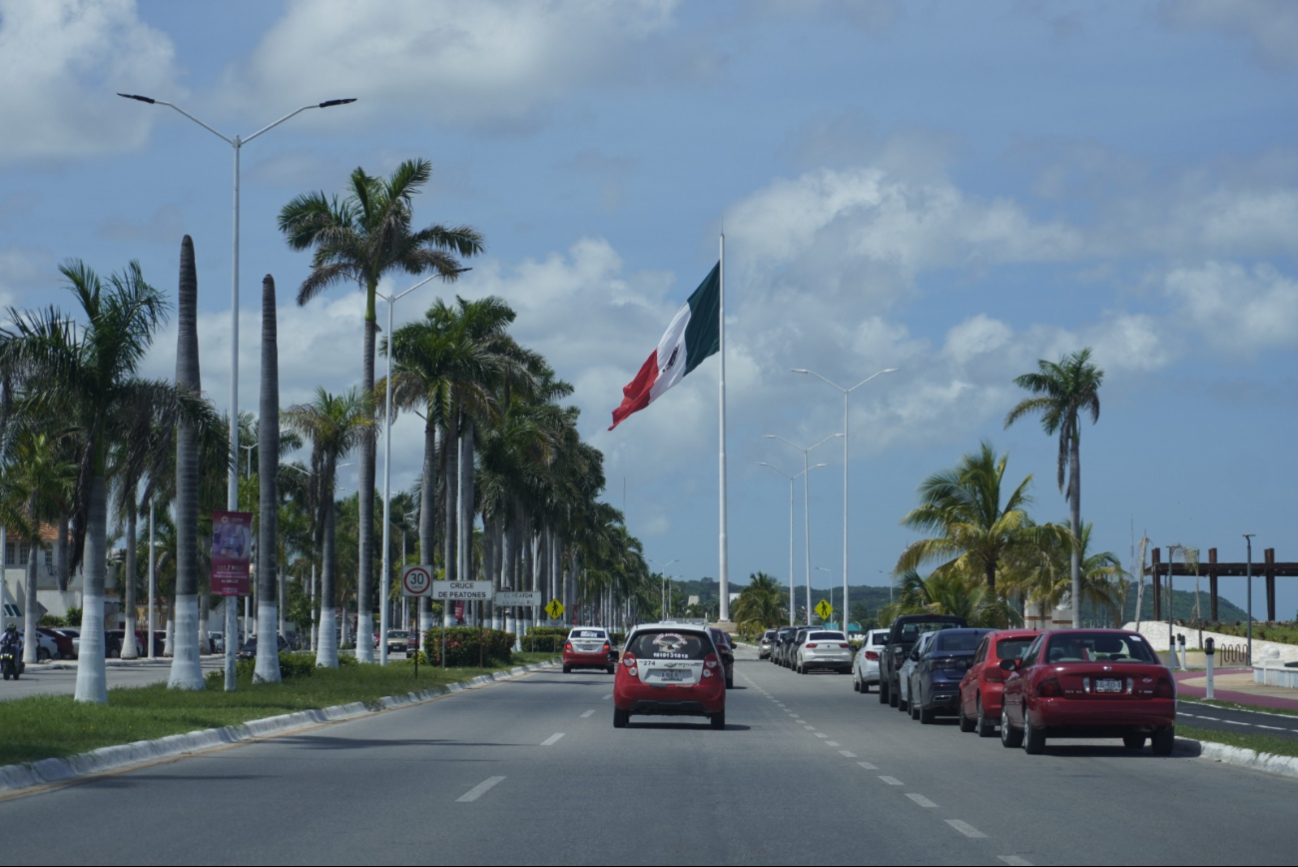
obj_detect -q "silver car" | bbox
[794,629,852,674]
[896,631,939,713]
[851,628,889,694]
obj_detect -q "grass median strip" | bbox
[0,652,558,767]
[1180,725,1298,760]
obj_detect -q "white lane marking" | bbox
[999,857,1034,866]
[541,733,565,746]
[825,741,840,746]
[857,761,878,770]
[815,733,828,739]
[1257,725,1285,731]
[804,725,816,731]
[580,710,595,718]
[879,776,903,786]
[1226,720,1250,726]
[457,776,506,802]
[947,820,987,839]
[906,793,937,808]
[602,694,612,700]
[839,750,857,758]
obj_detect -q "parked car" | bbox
[708,627,735,688]
[771,626,797,666]
[1000,629,1177,755]
[236,634,290,660]
[759,629,777,659]
[784,626,815,669]
[29,628,67,661]
[878,614,968,707]
[851,628,890,694]
[896,631,938,713]
[907,627,994,724]
[563,627,616,673]
[958,629,1041,736]
[794,629,852,675]
[613,622,726,729]
[385,630,414,655]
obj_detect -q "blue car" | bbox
[908,628,995,725]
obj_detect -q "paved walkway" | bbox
[1174,668,1298,713]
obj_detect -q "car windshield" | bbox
[935,632,982,652]
[568,630,606,640]
[1045,633,1158,663]
[628,630,711,660]
[995,638,1034,661]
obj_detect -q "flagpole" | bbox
[718,233,730,624]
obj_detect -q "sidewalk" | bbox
[1174,668,1298,713]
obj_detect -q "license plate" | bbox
[654,669,690,682]
[1096,678,1122,693]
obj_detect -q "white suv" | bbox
[852,628,889,694]
[794,630,852,674]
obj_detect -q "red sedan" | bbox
[613,624,726,729]
[957,629,1040,737]
[562,627,616,674]
[1000,629,1176,755]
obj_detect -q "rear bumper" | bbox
[615,682,725,716]
[563,651,612,668]
[1031,698,1176,732]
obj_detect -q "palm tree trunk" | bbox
[57,515,70,593]
[74,471,109,703]
[442,422,457,623]
[121,503,139,659]
[355,315,377,663]
[169,234,204,690]
[255,276,282,683]
[22,507,38,666]
[418,418,437,636]
[317,484,339,668]
[1068,422,1082,628]
[458,419,474,615]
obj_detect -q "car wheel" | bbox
[562,664,571,674]
[613,708,629,728]
[1000,705,1023,748]
[976,697,996,738]
[726,675,734,689]
[606,665,616,675]
[1123,734,1146,750]
[879,682,889,704]
[889,685,900,708]
[853,675,860,692]
[910,695,920,720]
[37,646,51,662]
[1023,715,1046,754]
[1151,726,1175,756]
[959,705,976,733]
[710,710,726,730]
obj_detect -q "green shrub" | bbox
[38,614,68,627]
[422,628,515,667]
[277,652,315,679]
[64,607,82,627]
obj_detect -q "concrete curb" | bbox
[0,661,556,796]
[1177,737,1298,780]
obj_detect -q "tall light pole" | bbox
[760,462,826,626]
[376,275,439,665]
[1244,534,1256,667]
[118,93,356,687]
[792,367,897,638]
[649,558,677,620]
[766,433,842,625]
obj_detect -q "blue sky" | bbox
[1,0,1295,620]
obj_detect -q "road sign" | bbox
[545,599,565,619]
[815,599,833,621]
[401,565,434,597]
[496,591,541,607]
[431,580,493,601]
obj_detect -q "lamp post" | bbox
[650,558,678,620]
[765,433,842,625]
[119,92,356,687]
[377,275,439,665]
[759,461,826,626]
[1244,534,1256,667]
[792,367,897,640]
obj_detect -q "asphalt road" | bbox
[1,649,1295,865]
[1177,699,1298,740]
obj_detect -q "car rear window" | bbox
[1045,633,1157,663]
[568,629,606,640]
[810,632,845,641]
[935,632,982,652]
[627,630,712,660]
[994,638,1034,661]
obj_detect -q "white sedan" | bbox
[852,628,890,693]
[794,630,853,674]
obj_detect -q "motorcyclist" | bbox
[0,623,19,653]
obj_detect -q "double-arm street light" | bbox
[765,433,842,625]
[792,367,897,638]
[759,461,827,626]
[649,558,678,619]
[377,275,439,665]
[119,93,356,685]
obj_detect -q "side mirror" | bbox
[999,658,1018,672]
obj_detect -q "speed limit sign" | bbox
[401,565,434,597]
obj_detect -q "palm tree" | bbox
[255,276,282,683]
[883,568,1022,629]
[0,255,210,702]
[284,387,371,667]
[731,572,787,635]
[895,442,1069,597]
[1016,521,1126,625]
[1004,347,1104,627]
[280,158,483,662]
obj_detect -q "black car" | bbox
[878,614,968,707]
[236,634,290,660]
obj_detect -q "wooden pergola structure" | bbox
[1144,547,1296,622]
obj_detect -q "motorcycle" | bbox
[0,644,22,680]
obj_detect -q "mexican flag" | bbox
[609,262,721,430]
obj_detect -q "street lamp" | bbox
[119,92,356,686]
[759,461,827,626]
[649,558,678,619]
[792,367,897,640]
[377,274,439,665]
[1244,534,1256,666]
[765,432,842,625]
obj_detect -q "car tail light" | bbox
[603,641,610,652]
[564,641,572,652]
[805,643,818,649]
[704,653,718,669]
[1155,677,1175,699]
[1037,677,1063,698]
[865,651,878,661]
[622,652,638,677]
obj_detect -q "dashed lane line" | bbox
[857,761,878,770]
[825,741,840,746]
[879,776,903,786]
[580,710,595,718]
[457,776,506,803]
[946,820,987,839]
[839,750,857,758]
[541,733,565,746]
[998,857,1034,866]
[906,794,937,808]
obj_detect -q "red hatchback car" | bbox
[1000,629,1176,755]
[613,624,726,729]
[562,627,616,674]
[958,629,1040,737]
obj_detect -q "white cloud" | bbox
[1160,0,1298,71]
[228,0,684,130]
[0,0,180,165]
[1163,261,1298,359]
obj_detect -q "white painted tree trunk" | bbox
[121,506,138,659]
[22,542,38,665]
[254,275,282,684]
[74,475,109,703]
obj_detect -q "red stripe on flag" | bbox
[608,349,659,430]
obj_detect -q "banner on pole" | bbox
[211,511,252,596]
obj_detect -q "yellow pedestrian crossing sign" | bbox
[815,599,833,621]
[545,599,565,620]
